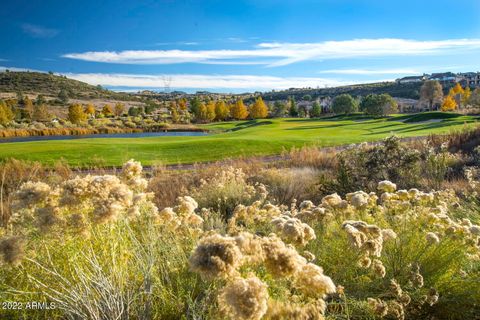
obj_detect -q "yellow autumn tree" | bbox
[451,83,464,95]
[230,99,248,120]
[24,96,34,120]
[102,104,113,117]
[169,101,180,123]
[249,97,268,119]
[441,95,457,111]
[84,103,96,117]
[463,87,472,106]
[0,100,15,125]
[206,101,216,122]
[177,98,188,111]
[214,100,229,121]
[449,83,465,107]
[68,103,88,124]
[114,103,125,117]
[198,102,208,122]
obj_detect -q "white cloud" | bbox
[318,68,420,75]
[21,23,59,38]
[63,72,370,90]
[62,38,480,66]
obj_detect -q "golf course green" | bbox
[0,112,478,167]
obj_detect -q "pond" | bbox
[0,131,209,143]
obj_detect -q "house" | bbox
[396,75,427,84]
[319,97,332,113]
[429,72,458,83]
[394,98,425,113]
[458,72,480,87]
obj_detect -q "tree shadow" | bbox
[229,120,273,131]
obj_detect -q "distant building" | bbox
[394,98,425,113]
[396,72,480,87]
[428,72,458,83]
[458,72,480,87]
[319,97,332,113]
[396,75,428,84]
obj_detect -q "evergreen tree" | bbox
[128,107,141,117]
[272,101,287,117]
[288,97,298,117]
[58,88,69,104]
[190,97,202,120]
[310,101,322,118]
[36,94,47,105]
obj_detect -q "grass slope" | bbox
[0,113,478,167]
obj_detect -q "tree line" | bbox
[2,81,480,127]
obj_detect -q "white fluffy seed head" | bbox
[218,276,269,320]
[378,180,397,193]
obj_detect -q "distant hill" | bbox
[260,81,455,102]
[0,71,138,101]
[0,71,458,104]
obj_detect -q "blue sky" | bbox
[1,0,480,93]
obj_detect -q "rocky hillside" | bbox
[0,71,138,102]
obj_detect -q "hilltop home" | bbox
[396,75,428,84]
[428,72,459,83]
[458,72,480,87]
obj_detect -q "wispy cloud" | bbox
[0,58,8,62]
[226,37,248,43]
[21,23,59,38]
[63,72,370,90]
[62,38,480,66]
[155,41,200,46]
[318,68,420,75]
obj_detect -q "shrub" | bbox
[191,166,266,219]
[360,93,398,116]
[335,136,421,193]
[332,94,358,115]
[2,159,480,319]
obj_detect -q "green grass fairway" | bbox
[0,112,478,167]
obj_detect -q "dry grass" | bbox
[285,146,339,170]
[0,159,71,225]
[0,127,145,138]
[254,167,320,204]
[148,158,265,210]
